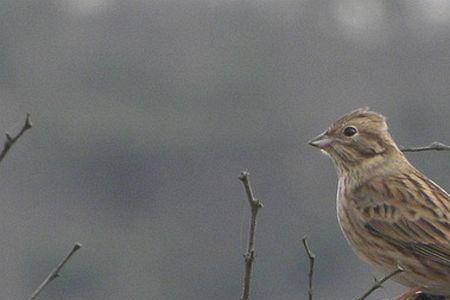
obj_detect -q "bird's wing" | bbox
[352,171,450,265]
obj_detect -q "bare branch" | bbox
[29,243,82,300]
[400,142,450,152]
[357,266,404,300]
[239,171,263,300]
[302,237,315,300]
[0,113,32,163]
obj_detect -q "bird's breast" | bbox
[336,178,393,270]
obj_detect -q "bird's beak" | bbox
[308,132,334,149]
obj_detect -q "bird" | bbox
[308,107,450,300]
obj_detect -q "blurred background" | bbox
[0,0,450,299]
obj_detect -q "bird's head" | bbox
[309,107,403,173]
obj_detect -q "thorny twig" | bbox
[302,237,315,300]
[357,266,404,300]
[29,243,82,300]
[239,171,263,300]
[0,113,32,163]
[401,142,450,152]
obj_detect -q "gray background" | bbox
[0,0,450,299]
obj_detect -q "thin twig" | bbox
[357,266,404,300]
[29,243,82,300]
[400,142,450,152]
[239,171,263,300]
[302,237,315,300]
[0,113,32,163]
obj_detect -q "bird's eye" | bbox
[343,126,358,137]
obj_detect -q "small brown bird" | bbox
[309,108,450,299]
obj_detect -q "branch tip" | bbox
[239,170,250,182]
[0,114,32,164]
[302,237,316,259]
[357,266,404,300]
[239,170,262,300]
[401,141,450,152]
[29,242,82,300]
[25,113,32,129]
[302,237,315,300]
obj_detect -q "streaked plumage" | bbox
[309,108,450,298]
